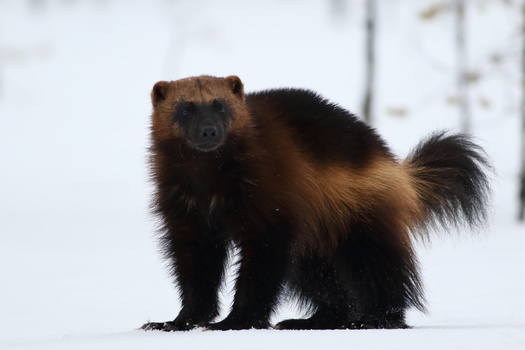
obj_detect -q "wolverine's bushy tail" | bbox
[404,131,492,237]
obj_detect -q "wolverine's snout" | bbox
[194,124,222,151]
[186,114,226,151]
[200,125,218,141]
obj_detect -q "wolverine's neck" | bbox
[152,137,241,204]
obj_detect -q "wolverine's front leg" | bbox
[142,218,229,331]
[208,226,293,331]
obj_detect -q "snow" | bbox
[0,0,523,349]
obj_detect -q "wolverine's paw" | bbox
[274,318,314,330]
[349,319,410,330]
[206,316,269,331]
[140,322,167,331]
[347,313,410,329]
[140,320,201,332]
[274,318,409,330]
[274,318,348,330]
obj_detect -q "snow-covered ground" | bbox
[0,0,523,349]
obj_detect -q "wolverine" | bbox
[141,75,491,331]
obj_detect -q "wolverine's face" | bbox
[150,75,246,152]
[174,99,231,151]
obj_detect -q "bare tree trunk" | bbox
[519,3,525,221]
[455,0,471,133]
[362,0,376,124]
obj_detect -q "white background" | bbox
[1,0,523,349]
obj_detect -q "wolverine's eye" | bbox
[179,102,194,118]
[175,102,195,125]
[213,100,227,115]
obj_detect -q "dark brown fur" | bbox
[142,75,491,331]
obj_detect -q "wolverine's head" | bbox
[151,75,246,152]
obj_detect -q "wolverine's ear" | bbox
[152,81,170,106]
[225,75,244,99]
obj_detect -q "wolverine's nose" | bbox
[193,123,223,151]
[200,125,218,139]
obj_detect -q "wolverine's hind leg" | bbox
[276,223,424,330]
[275,254,352,330]
[339,222,425,329]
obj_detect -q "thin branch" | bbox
[519,2,525,221]
[455,0,471,133]
[362,0,376,124]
